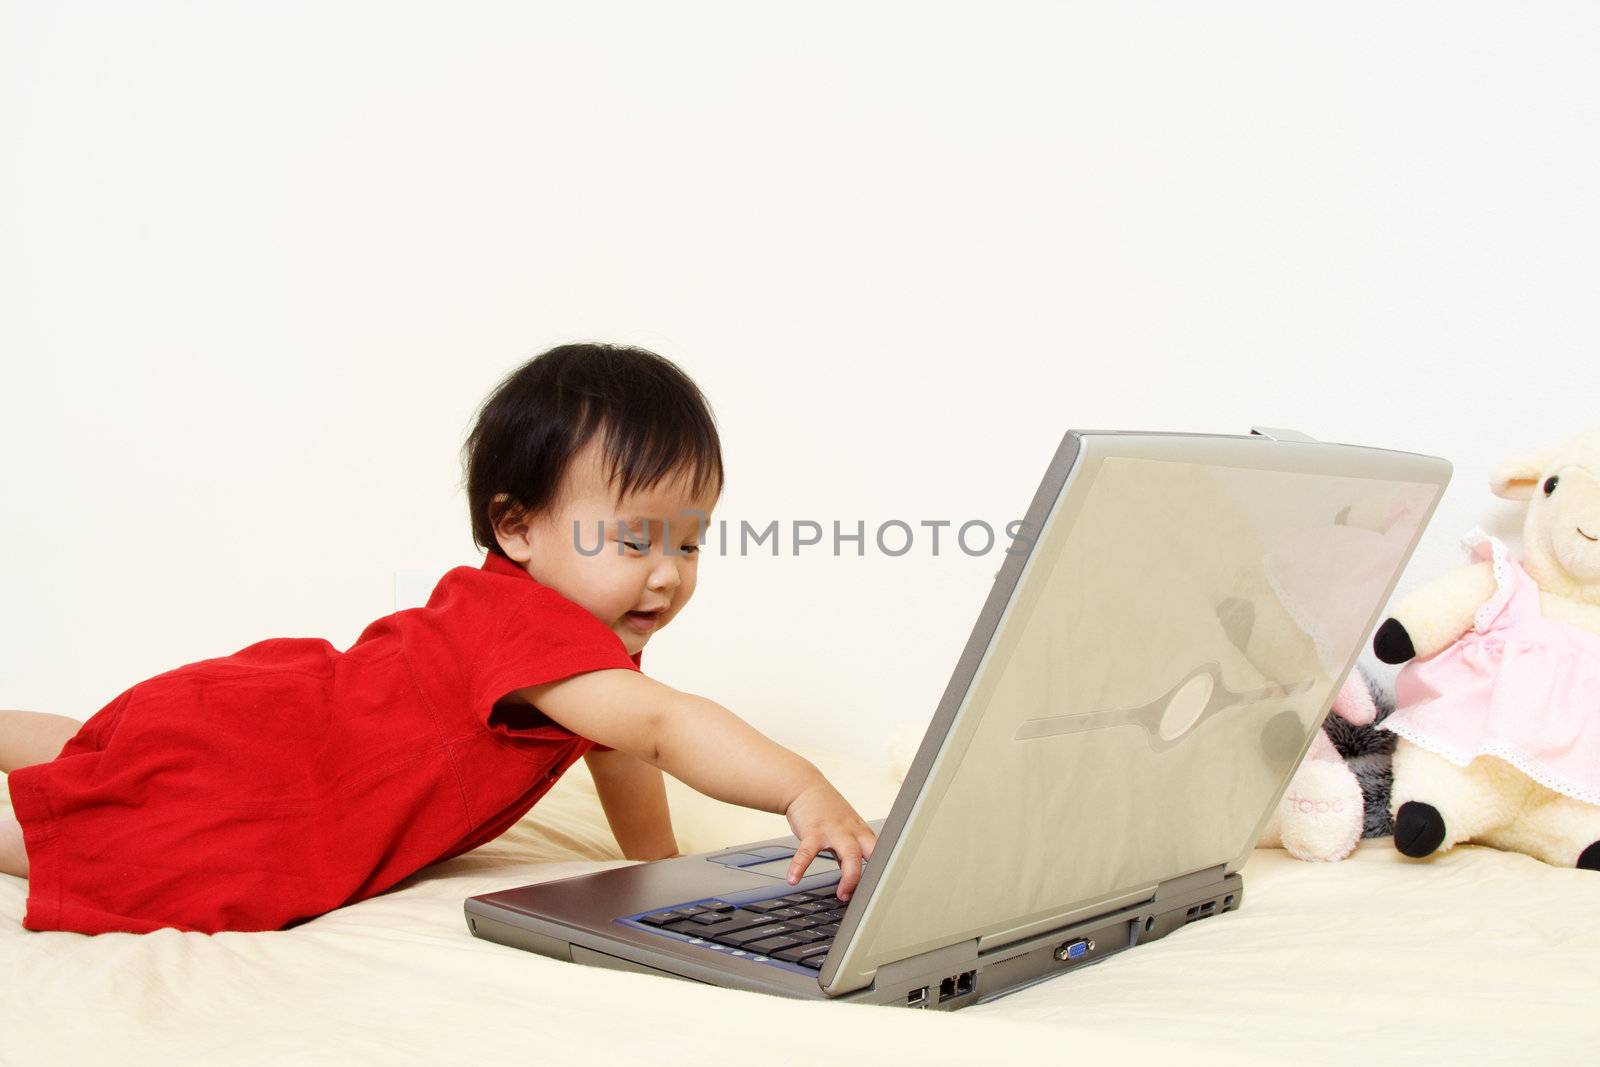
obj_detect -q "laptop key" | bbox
[774,941,832,964]
[742,900,791,913]
[763,907,807,921]
[639,910,685,926]
[772,943,826,963]
[742,922,799,941]
[715,926,783,948]
[781,927,832,945]
[746,935,804,954]
[688,911,732,925]
[684,911,780,940]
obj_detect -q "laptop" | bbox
[465,428,1451,1009]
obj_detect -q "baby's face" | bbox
[496,439,719,656]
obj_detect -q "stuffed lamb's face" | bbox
[1492,428,1600,596]
[1534,462,1600,583]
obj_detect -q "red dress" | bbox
[7,552,641,935]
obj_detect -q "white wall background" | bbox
[4,2,1597,761]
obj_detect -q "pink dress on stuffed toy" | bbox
[1381,528,1600,807]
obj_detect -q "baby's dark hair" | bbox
[462,342,724,558]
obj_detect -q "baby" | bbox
[0,342,877,934]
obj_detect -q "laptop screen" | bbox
[842,443,1442,972]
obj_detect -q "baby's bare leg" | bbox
[0,709,84,774]
[0,815,27,877]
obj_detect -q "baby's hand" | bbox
[783,779,878,902]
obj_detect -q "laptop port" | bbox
[906,986,928,1008]
[937,970,976,1002]
[1054,938,1094,962]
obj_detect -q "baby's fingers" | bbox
[786,840,823,886]
[834,841,867,901]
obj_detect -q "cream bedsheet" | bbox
[4,749,1597,1066]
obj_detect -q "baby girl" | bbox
[0,342,877,934]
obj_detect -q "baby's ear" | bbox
[490,494,536,557]
[1488,447,1558,501]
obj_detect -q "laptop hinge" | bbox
[1150,863,1231,903]
[974,884,1155,951]
[976,864,1233,956]
[869,938,981,996]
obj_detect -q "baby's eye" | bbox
[1544,476,1559,497]
[619,537,649,553]
[678,543,700,556]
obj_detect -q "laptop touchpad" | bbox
[706,847,842,879]
[738,856,840,879]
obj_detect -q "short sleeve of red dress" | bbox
[465,574,638,751]
[6,552,642,935]
[383,553,643,867]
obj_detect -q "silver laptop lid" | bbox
[820,430,1450,995]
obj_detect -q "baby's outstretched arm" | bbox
[519,670,878,900]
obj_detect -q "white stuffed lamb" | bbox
[1373,428,1600,869]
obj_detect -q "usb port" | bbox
[906,986,928,1008]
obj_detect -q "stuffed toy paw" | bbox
[1258,670,1384,861]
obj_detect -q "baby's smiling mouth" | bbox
[623,609,665,632]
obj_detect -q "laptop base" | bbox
[466,858,1243,1011]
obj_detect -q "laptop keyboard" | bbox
[630,888,847,969]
